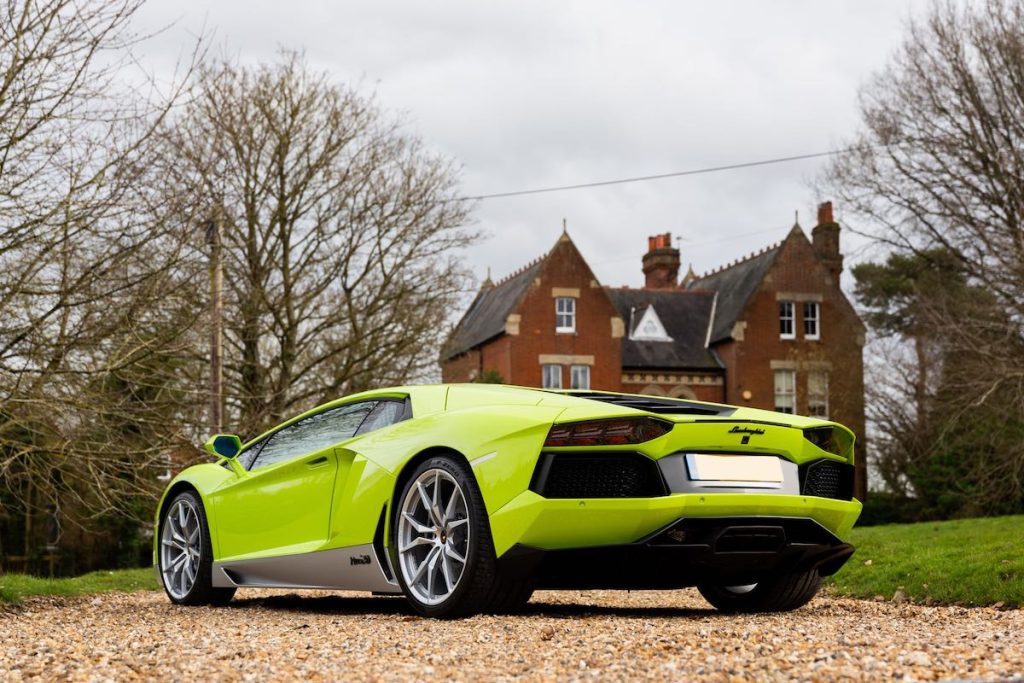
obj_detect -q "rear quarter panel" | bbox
[352,404,563,515]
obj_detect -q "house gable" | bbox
[508,232,624,389]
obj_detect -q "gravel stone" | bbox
[0,588,1021,681]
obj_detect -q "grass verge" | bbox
[0,567,158,605]
[827,514,1023,607]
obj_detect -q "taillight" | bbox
[544,417,672,447]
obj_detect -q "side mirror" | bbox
[204,434,242,459]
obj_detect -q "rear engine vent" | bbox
[803,426,853,457]
[531,453,668,498]
[556,391,735,416]
[800,460,855,501]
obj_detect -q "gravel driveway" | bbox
[1,588,1021,681]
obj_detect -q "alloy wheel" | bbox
[160,498,201,600]
[397,468,470,605]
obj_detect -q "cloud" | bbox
[134,0,928,290]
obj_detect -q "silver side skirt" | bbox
[212,544,401,594]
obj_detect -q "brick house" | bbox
[441,202,866,498]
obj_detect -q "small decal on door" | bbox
[350,554,371,566]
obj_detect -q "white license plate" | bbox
[686,454,784,483]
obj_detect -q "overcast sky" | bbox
[136,0,929,290]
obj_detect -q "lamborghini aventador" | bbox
[154,384,861,617]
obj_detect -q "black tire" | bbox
[392,454,527,618]
[697,569,822,613]
[484,575,535,614]
[158,490,236,606]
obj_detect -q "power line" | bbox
[456,148,857,202]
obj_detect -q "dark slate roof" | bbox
[688,244,781,344]
[606,288,722,370]
[441,260,543,360]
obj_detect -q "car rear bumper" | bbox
[496,516,855,589]
[488,490,862,558]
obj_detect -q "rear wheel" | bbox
[393,454,531,617]
[485,575,535,614]
[159,491,236,606]
[697,569,821,613]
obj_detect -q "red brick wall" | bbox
[621,376,725,402]
[505,236,623,390]
[718,229,867,498]
[482,336,513,383]
[441,348,481,383]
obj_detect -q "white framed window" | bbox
[774,369,796,414]
[779,301,795,339]
[542,364,562,389]
[804,302,820,340]
[570,365,591,390]
[808,370,829,418]
[555,297,576,333]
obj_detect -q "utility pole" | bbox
[206,210,224,434]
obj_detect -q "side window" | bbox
[237,438,267,470]
[251,401,377,470]
[355,398,411,436]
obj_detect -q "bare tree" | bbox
[822,0,1024,403]
[162,52,476,433]
[820,0,1024,515]
[0,0,204,565]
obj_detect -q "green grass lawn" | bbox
[1,515,1021,607]
[827,514,1024,607]
[0,567,158,605]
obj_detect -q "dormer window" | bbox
[555,297,576,333]
[630,305,673,342]
[779,301,795,340]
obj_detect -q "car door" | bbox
[210,401,378,561]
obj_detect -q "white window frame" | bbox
[555,297,576,333]
[570,364,591,390]
[774,369,796,414]
[808,370,829,419]
[779,301,795,340]
[542,364,562,389]
[804,302,820,340]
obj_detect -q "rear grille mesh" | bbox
[801,460,854,501]
[532,453,667,498]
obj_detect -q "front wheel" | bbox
[697,569,822,613]
[159,491,236,606]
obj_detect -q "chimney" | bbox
[811,201,843,279]
[642,233,680,289]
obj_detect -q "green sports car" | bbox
[154,384,861,617]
